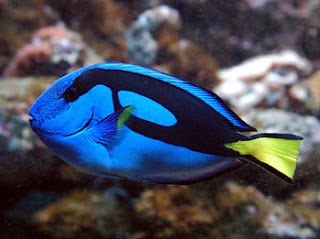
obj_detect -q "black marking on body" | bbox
[62,68,249,155]
[112,90,121,111]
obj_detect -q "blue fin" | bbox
[87,106,133,146]
[96,63,255,132]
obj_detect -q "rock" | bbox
[5,191,60,224]
[2,191,61,239]
[289,83,310,104]
[215,50,313,112]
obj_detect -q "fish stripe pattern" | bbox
[118,90,178,127]
[95,63,255,132]
[63,67,248,154]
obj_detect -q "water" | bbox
[0,1,319,238]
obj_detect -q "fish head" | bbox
[29,68,95,140]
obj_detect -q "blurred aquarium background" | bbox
[0,0,320,238]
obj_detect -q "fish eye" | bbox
[70,86,77,93]
[68,86,77,97]
[62,85,80,102]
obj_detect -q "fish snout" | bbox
[29,115,35,122]
[28,111,41,129]
[29,111,37,123]
[29,114,37,130]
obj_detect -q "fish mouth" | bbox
[65,112,94,137]
[28,105,41,124]
[29,111,36,122]
[28,112,46,134]
[29,112,38,125]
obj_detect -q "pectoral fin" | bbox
[87,106,133,146]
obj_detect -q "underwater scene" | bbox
[1,0,320,238]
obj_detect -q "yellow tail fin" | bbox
[225,134,303,183]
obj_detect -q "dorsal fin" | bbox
[95,63,256,132]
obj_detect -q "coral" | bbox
[45,0,130,62]
[215,50,313,112]
[306,70,320,115]
[3,24,87,77]
[6,178,320,239]
[135,182,320,238]
[217,182,320,239]
[33,190,132,238]
[3,0,58,28]
[142,0,320,67]
[126,5,219,89]
[126,5,181,66]
[45,0,129,36]
[135,185,219,237]
[3,43,53,77]
[163,39,220,89]
[297,1,320,60]
[32,25,69,40]
[288,189,320,208]
[0,0,58,73]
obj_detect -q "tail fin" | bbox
[224,133,303,183]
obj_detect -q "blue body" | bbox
[29,63,253,184]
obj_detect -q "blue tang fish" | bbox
[29,63,302,184]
